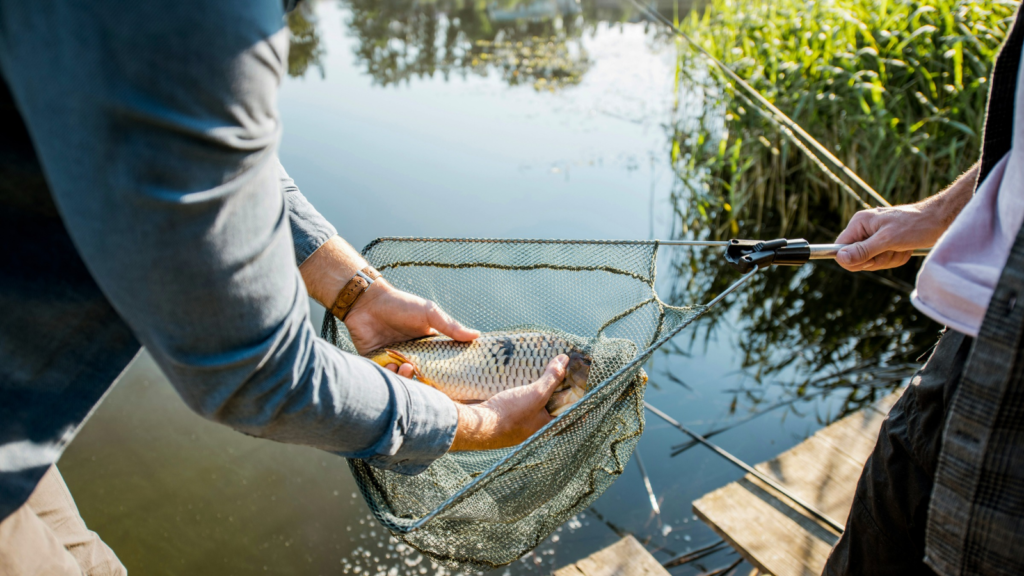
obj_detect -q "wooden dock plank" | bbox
[554,535,671,576]
[752,439,865,526]
[810,410,887,464]
[693,479,837,576]
[692,391,904,576]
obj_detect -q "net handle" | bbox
[656,239,931,258]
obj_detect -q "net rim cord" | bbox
[364,236,727,247]
[388,265,761,532]
[360,236,737,320]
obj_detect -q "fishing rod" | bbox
[634,446,659,512]
[661,539,729,569]
[657,237,930,270]
[624,0,890,209]
[643,402,846,533]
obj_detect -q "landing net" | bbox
[322,238,709,570]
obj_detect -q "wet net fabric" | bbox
[322,238,705,570]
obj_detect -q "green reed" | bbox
[675,0,1017,230]
[655,0,1018,400]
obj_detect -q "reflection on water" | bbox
[344,0,591,91]
[58,0,949,574]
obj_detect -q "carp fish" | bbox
[365,330,594,416]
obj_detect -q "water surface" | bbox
[59,2,937,575]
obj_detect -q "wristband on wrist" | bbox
[330,266,383,321]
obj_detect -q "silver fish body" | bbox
[366,331,591,415]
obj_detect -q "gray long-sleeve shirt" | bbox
[0,0,457,522]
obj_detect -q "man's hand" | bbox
[299,236,479,369]
[449,355,568,451]
[835,206,942,271]
[344,281,479,357]
[835,163,978,271]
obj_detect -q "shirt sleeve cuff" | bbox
[356,375,459,475]
[278,159,338,265]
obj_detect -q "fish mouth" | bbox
[546,351,591,416]
[547,356,650,417]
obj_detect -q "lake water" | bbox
[58,1,940,575]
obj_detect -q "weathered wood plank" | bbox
[555,565,587,576]
[694,478,838,576]
[752,439,866,526]
[810,410,886,464]
[692,391,903,576]
[554,535,670,576]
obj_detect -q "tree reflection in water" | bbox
[344,0,593,90]
[288,3,326,78]
[289,0,683,89]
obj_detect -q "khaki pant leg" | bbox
[25,466,126,576]
[0,495,83,576]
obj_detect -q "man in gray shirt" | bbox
[0,1,567,573]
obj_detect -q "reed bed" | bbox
[674,0,1017,232]
[659,0,1017,391]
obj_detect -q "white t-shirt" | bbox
[912,44,1024,337]
[911,154,1015,336]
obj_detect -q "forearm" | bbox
[299,235,373,308]
[915,162,979,231]
[450,403,493,451]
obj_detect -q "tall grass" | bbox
[659,0,1017,398]
[676,0,1016,229]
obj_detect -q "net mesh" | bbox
[322,238,705,570]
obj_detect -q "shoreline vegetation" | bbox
[663,0,1018,418]
[674,0,1016,227]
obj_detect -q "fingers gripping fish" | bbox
[365,331,593,416]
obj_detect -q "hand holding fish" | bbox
[301,236,573,451]
[344,280,480,358]
[449,354,569,451]
[299,235,480,371]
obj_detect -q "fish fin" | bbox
[384,349,431,384]
[547,385,585,416]
[366,350,398,368]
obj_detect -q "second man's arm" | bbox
[835,163,978,271]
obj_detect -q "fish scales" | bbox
[365,331,587,409]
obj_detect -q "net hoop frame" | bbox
[339,237,759,536]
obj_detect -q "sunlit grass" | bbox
[657,0,1017,392]
[674,0,1017,234]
